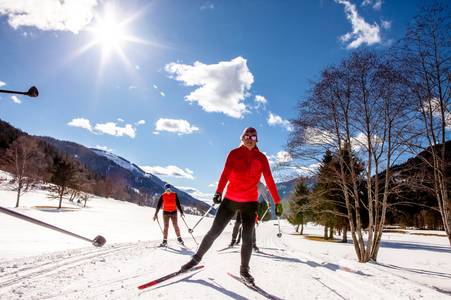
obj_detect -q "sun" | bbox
[90,9,128,55]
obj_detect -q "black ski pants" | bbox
[193,198,258,268]
[231,211,256,246]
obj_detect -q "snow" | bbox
[91,149,144,175]
[0,176,450,299]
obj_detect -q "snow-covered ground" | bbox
[1,176,450,299]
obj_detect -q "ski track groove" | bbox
[0,243,147,290]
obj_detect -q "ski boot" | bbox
[228,239,236,247]
[177,236,185,246]
[252,245,260,253]
[240,266,255,285]
[159,239,167,247]
[180,256,200,272]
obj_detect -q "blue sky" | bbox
[0,0,432,201]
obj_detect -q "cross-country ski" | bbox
[138,266,204,290]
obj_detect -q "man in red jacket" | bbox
[154,183,185,247]
[180,127,283,284]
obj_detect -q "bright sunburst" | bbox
[72,4,150,74]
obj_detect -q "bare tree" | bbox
[397,2,451,244]
[1,136,47,207]
[289,51,415,262]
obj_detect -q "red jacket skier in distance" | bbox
[216,142,281,205]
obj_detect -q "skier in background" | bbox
[180,127,283,284]
[153,183,185,247]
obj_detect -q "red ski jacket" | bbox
[216,145,281,204]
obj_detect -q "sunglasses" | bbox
[243,135,258,141]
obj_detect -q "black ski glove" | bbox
[212,192,222,204]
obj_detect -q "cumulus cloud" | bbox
[10,95,21,104]
[155,118,199,135]
[267,151,293,166]
[178,186,212,202]
[165,56,254,118]
[304,127,335,145]
[267,112,293,131]
[68,118,92,131]
[0,80,5,87]
[0,0,98,33]
[68,117,136,138]
[423,98,451,131]
[336,0,381,49]
[94,122,136,138]
[140,165,195,180]
[254,95,267,110]
[136,120,146,125]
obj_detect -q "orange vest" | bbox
[162,192,177,212]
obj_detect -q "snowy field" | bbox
[0,176,450,299]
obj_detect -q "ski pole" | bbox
[155,217,163,234]
[180,215,198,245]
[0,206,106,247]
[276,216,282,238]
[257,205,270,226]
[0,86,39,97]
[189,204,216,233]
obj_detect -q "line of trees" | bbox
[288,2,450,261]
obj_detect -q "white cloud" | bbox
[0,0,98,33]
[136,120,146,125]
[129,85,137,90]
[267,112,292,131]
[140,165,195,180]
[362,0,383,10]
[155,118,199,135]
[68,118,136,138]
[336,0,381,49]
[10,95,21,104]
[381,19,391,29]
[208,181,218,188]
[94,122,136,138]
[254,95,267,110]
[0,80,5,87]
[68,118,92,131]
[200,2,214,10]
[153,84,158,89]
[95,145,113,152]
[267,151,293,165]
[165,56,254,118]
[135,65,140,70]
[423,98,451,131]
[117,118,124,122]
[160,91,166,97]
[304,127,335,145]
[177,186,212,202]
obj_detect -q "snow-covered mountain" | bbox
[40,136,212,215]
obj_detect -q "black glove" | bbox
[212,192,222,204]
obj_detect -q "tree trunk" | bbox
[324,226,328,239]
[329,226,334,239]
[15,185,21,208]
[342,225,348,243]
